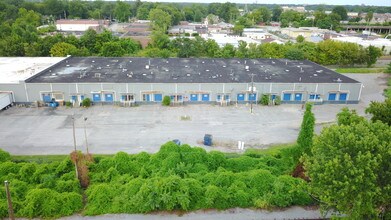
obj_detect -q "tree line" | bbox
[0,0,384,67]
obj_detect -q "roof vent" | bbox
[66,64,70,67]
[337,78,342,82]
[129,60,132,63]
[187,73,191,77]
[165,69,169,72]
[145,65,149,69]
[206,69,210,72]
[222,65,226,68]
[97,67,102,70]
[314,74,318,76]
[106,64,110,67]
[245,65,249,70]
[92,60,95,63]
[142,73,147,76]
[202,61,205,63]
[299,77,302,82]
[272,61,275,64]
[316,70,323,73]
[285,69,289,72]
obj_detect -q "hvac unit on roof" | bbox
[245,65,249,70]
[95,73,101,78]
[145,65,150,69]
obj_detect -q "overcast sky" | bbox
[139,0,391,6]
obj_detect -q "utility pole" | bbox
[72,114,78,178]
[84,117,89,154]
[4,181,14,220]
[250,73,255,114]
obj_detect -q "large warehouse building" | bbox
[0,56,362,106]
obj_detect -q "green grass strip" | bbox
[336,68,386,73]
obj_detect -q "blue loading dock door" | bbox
[202,94,210,101]
[154,94,162,102]
[283,93,291,101]
[144,94,150,102]
[93,94,101,102]
[42,94,51,102]
[309,94,320,100]
[328,93,336,101]
[105,94,113,102]
[339,93,347,101]
[190,94,198,101]
[224,95,230,101]
[294,93,302,101]
[248,93,257,101]
[237,94,245,102]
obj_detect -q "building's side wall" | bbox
[16,82,362,104]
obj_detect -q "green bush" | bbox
[260,94,270,105]
[274,95,281,105]
[82,98,91,107]
[65,101,72,107]
[20,189,82,218]
[162,95,171,106]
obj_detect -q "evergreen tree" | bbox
[296,103,315,159]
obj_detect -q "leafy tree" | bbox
[365,45,382,67]
[366,11,374,23]
[332,6,348,20]
[296,103,315,159]
[100,41,125,57]
[280,10,304,27]
[149,8,171,33]
[232,24,244,36]
[365,98,391,126]
[114,0,131,22]
[162,96,170,106]
[305,117,391,219]
[235,41,248,58]
[220,44,236,58]
[248,7,271,24]
[0,149,10,162]
[296,35,305,43]
[68,0,88,19]
[271,6,283,21]
[285,48,305,60]
[50,42,77,57]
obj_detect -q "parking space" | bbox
[0,74,386,155]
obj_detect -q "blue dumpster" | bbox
[204,134,213,146]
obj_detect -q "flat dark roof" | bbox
[26,57,360,84]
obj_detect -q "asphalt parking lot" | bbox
[0,74,387,155]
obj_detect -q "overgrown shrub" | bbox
[84,143,312,215]
[274,95,281,105]
[0,148,10,162]
[162,95,171,106]
[82,98,91,107]
[260,94,270,105]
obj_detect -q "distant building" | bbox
[202,34,260,47]
[242,28,273,40]
[282,6,306,13]
[56,19,109,32]
[281,27,328,40]
[332,36,391,54]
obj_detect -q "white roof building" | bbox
[0,57,67,84]
[202,34,260,48]
[332,36,391,54]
